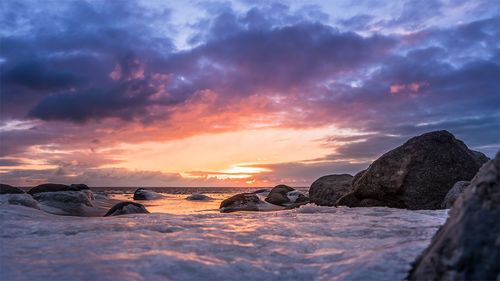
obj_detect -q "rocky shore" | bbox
[1,130,498,280]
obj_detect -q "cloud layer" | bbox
[0,0,498,186]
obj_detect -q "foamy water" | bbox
[0,192,448,281]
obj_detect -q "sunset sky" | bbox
[0,0,498,187]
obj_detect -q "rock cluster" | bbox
[312,131,487,209]
[219,185,308,212]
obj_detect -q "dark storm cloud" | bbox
[2,60,82,90]
[29,80,158,123]
[0,0,174,120]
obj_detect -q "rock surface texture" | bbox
[336,130,487,209]
[441,181,470,208]
[407,152,499,281]
[308,174,353,206]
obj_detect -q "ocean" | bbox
[0,188,449,281]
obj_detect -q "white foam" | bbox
[0,202,448,281]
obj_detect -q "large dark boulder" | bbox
[336,130,488,209]
[104,202,149,217]
[309,174,353,206]
[27,183,78,195]
[0,184,25,194]
[407,152,499,280]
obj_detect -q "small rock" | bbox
[104,202,150,217]
[133,188,161,200]
[186,193,212,201]
[265,185,309,208]
[220,193,261,213]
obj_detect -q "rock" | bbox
[70,184,90,190]
[220,193,262,212]
[351,170,366,186]
[265,185,309,208]
[28,183,79,195]
[0,194,40,209]
[309,174,353,206]
[441,181,470,208]
[186,193,212,201]
[33,191,93,216]
[407,152,500,281]
[133,188,161,200]
[336,130,488,209]
[104,202,149,217]
[0,184,25,194]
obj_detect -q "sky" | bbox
[0,0,499,187]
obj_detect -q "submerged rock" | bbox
[408,152,500,280]
[336,130,487,209]
[309,174,353,206]
[0,184,25,194]
[441,181,470,208]
[104,202,149,217]
[265,185,309,208]
[186,193,212,201]
[28,183,78,195]
[33,191,93,216]
[133,188,161,200]
[0,193,40,209]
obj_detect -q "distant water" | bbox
[91,186,308,194]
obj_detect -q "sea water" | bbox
[0,188,448,281]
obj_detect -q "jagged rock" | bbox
[0,184,25,194]
[441,181,470,208]
[309,174,353,206]
[336,130,488,209]
[407,152,500,280]
[104,202,149,217]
